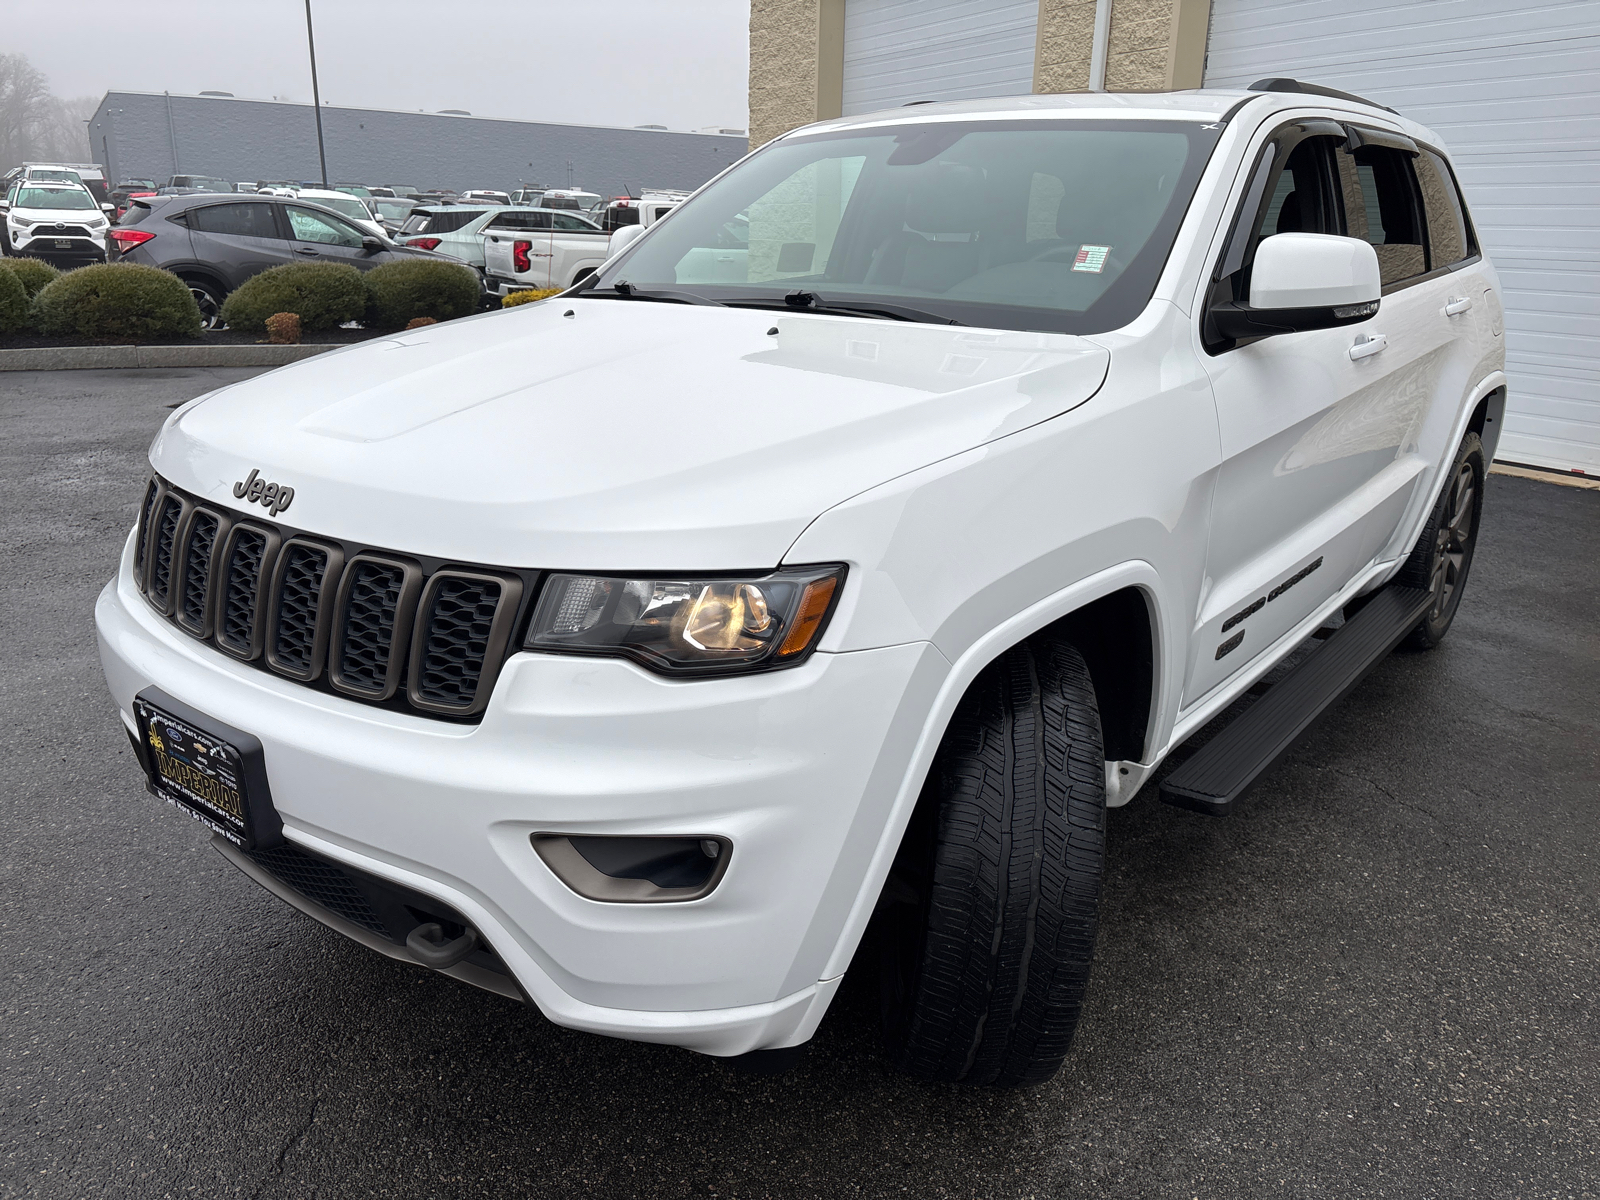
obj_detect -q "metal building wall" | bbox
[88,92,748,198]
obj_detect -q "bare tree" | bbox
[0,52,52,173]
[0,53,94,172]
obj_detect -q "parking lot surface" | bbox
[2,368,1596,1199]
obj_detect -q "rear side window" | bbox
[1415,150,1474,268]
[486,210,551,231]
[190,203,281,238]
[1338,146,1426,286]
[428,211,477,234]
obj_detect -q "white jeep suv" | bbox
[97,81,1505,1086]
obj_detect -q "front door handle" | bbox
[294,247,319,256]
[1349,333,1388,361]
[1444,296,1473,316]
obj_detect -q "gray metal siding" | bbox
[1205,0,1600,475]
[841,0,1039,117]
[88,93,747,202]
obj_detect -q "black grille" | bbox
[35,224,92,237]
[147,496,183,608]
[415,576,502,709]
[135,478,526,722]
[177,511,220,631]
[246,842,387,936]
[337,561,405,695]
[135,479,158,577]
[272,544,329,675]
[217,527,268,656]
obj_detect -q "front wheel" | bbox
[876,637,1106,1087]
[1397,431,1485,649]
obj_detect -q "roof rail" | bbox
[1247,77,1399,115]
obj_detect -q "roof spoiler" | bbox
[1248,77,1399,116]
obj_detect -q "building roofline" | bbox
[94,90,747,142]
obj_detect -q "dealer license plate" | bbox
[133,695,275,849]
[52,239,72,249]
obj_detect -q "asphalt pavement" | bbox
[2,368,1596,1199]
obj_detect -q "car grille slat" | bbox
[415,577,501,709]
[135,477,525,722]
[332,559,413,699]
[270,543,331,678]
[177,510,220,632]
[147,496,184,609]
[217,526,270,656]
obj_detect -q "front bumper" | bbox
[96,531,939,1055]
[11,233,106,265]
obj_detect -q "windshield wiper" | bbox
[584,281,726,307]
[728,290,965,326]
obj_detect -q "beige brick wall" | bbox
[1105,0,1180,91]
[749,0,822,148]
[1034,0,1098,93]
[749,0,1213,139]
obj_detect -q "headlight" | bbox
[9,215,33,228]
[525,564,845,676]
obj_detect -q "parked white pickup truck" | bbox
[482,208,614,294]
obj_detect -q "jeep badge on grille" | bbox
[233,469,295,516]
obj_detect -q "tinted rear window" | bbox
[190,202,280,238]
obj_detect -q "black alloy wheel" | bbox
[1397,430,1485,650]
[183,278,226,330]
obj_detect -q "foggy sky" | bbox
[12,0,751,132]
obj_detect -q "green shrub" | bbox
[220,262,367,333]
[0,256,61,300]
[32,262,201,340]
[364,258,480,328]
[0,266,27,335]
[502,288,561,307]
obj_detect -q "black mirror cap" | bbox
[1209,298,1379,342]
[361,235,384,251]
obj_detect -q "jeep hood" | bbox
[155,300,1108,569]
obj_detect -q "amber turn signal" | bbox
[777,576,839,657]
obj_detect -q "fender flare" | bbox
[808,559,1171,985]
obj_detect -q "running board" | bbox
[1160,586,1434,816]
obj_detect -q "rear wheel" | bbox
[876,637,1105,1087]
[1397,431,1484,649]
[181,276,226,330]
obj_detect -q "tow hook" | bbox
[406,922,479,969]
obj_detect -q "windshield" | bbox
[594,119,1221,334]
[16,187,97,211]
[29,169,81,183]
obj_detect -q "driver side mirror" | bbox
[1210,233,1381,341]
[361,235,384,253]
[606,222,647,258]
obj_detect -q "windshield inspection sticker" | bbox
[1072,245,1112,273]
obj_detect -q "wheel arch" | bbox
[814,560,1173,984]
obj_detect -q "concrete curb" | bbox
[0,343,343,371]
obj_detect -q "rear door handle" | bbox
[1349,333,1388,361]
[1444,296,1472,316]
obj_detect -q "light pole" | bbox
[304,0,330,186]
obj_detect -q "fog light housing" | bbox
[532,834,731,903]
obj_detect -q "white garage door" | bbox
[1205,0,1600,475]
[842,0,1039,117]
